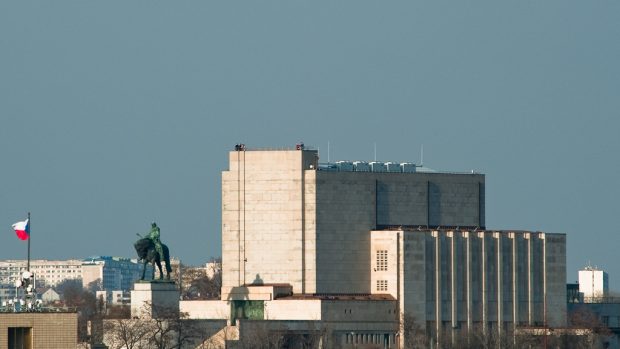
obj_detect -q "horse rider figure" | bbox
[134,222,171,280]
[149,222,165,264]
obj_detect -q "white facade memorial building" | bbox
[218,147,566,348]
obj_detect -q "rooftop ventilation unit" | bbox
[401,162,417,173]
[319,163,338,171]
[353,161,370,172]
[385,162,401,173]
[335,161,354,172]
[369,161,387,172]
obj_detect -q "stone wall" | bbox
[0,312,77,349]
[264,299,322,320]
[222,150,319,297]
[315,172,484,294]
[370,229,567,348]
[180,300,229,319]
[222,149,484,296]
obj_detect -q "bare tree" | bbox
[179,263,207,299]
[205,257,222,299]
[87,278,104,292]
[297,322,328,349]
[182,321,219,349]
[236,321,288,349]
[103,319,152,349]
[105,304,131,319]
[174,319,232,349]
[139,303,197,349]
[55,278,83,295]
[59,281,99,343]
[563,306,613,349]
[179,259,222,300]
[401,312,428,349]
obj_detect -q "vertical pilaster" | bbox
[236,151,243,286]
[434,231,442,347]
[480,231,487,336]
[465,232,472,337]
[241,150,246,285]
[512,233,518,332]
[397,232,403,349]
[527,233,533,326]
[496,232,502,337]
[450,231,457,345]
[543,233,547,328]
[300,157,305,294]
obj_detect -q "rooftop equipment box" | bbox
[353,161,370,172]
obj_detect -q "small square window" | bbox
[376,250,388,271]
[376,280,388,292]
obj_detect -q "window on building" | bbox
[602,316,609,327]
[377,280,388,292]
[376,250,388,271]
[8,327,32,349]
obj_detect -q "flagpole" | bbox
[27,212,30,271]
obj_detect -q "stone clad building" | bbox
[217,147,566,348]
[0,312,77,349]
[371,229,566,343]
[222,149,484,296]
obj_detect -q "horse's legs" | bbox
[156,260,164,280]
[141,261,147,280]
[165,259,171,280]
[151,262,156,280]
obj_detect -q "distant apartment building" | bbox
[169,257,181,283]
[205,260,221,279]
[579,265,609,301]
[218,147,566,348]
[568,268,619,349]
[0,260,82,288]
[0,287,17,305]
[82,256,147,291]
[0,257,148,294]
[96,290,129,306]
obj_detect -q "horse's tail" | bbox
[162,244,172,273]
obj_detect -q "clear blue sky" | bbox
[1,2,619,288]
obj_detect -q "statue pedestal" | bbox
[131,281,179,319]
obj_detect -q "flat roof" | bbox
[243,283,291,287]
[374,226,564,235]
[278,293,395,301]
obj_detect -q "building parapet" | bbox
[223,284,293,301]
[0,307,77,313]
[279,294,395,301]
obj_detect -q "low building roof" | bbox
[278,293,395,301]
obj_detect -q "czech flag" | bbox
[12,219,30,240]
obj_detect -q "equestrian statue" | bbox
[134,222,172,281]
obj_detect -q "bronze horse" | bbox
[134,238,172,280]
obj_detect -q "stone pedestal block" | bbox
[131,281,179,319]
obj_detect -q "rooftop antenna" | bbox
[374,142,377,162]
[327,141,330,163]
[420,144,424,166]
